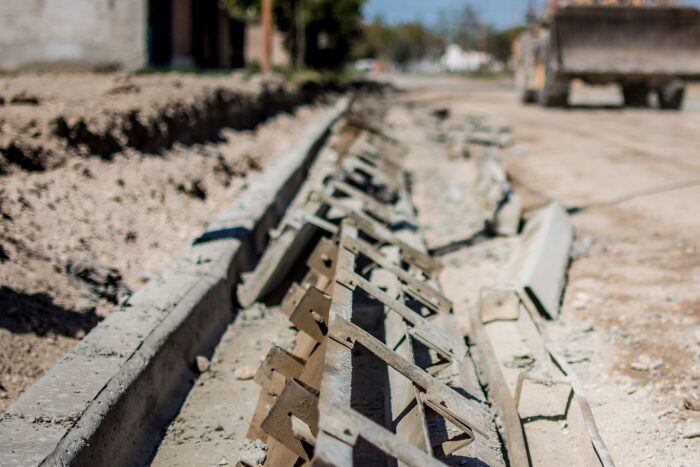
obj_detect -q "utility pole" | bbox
[527,0,538,24]
[262,0,273,72]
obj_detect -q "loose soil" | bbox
[0,70,336,411]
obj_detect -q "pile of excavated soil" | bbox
[0,71,361,412]
[0,72,363,175]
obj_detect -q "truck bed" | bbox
[553,6,700,80]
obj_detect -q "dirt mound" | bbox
[0,72,387,175]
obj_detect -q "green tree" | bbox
[354,18,444,66]
[353,18,396,60]
[486,26,525,65]
[392,22,444,65]
[221,0,365,69]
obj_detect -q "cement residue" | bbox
[239,439,268,466]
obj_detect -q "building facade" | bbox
[0,0,289,72]
[0,0,146,71]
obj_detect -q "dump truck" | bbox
[516,0,700,109]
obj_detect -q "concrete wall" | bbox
[0,0,147,72]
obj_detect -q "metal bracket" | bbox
[301,191,441,277]
[255,346,307,396]
[344,211,442,275]
[329,316,492,441]
[310,190,395,225]
[328,179,396,224]
[260,378,320,461]
[341,235,452,314]
[314,404,446,467]
[334,267,461,369]
[306,237,339,282]
[281,284,331,343]
[341,155,403,194]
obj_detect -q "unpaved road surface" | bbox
[0,70,336,411]
[146,76,699,466]
[386,74,700,466]
[4,71,700,466]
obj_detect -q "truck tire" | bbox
[520,89,538,104]
[622,84,650,108]
[538,43,569,108]
[657,82,685,110]
[540,74,569,107]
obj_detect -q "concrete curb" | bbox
[508,202,573,319]
[0,98,350,466]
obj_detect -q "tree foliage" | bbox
[354,5,523,68]
[354,19,444,66]
[485,26,525,64]
[221,0,365,69]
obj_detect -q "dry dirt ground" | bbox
[4,72,700,466]
[151,304,292,466]
[0,71,334,412]
[145,77,698,466]
[387,74,700,466]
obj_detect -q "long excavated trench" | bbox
[1,89,619,466]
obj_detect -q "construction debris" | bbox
[684,393,700,411]
[236,104,506,466]
[234,365,257,381]
[508,203,574,319]
[230,102,610,466]
[196,356,211,374]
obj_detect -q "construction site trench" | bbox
[1,74,700,466]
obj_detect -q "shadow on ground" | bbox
[0,286,100,337]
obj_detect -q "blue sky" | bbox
[363,0,700,30]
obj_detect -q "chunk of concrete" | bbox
[509,203,573,319]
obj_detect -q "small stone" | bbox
[242,304,266,321]
[218,457,229,465]
[683,422,700,439]
[431,107,450,120]
[215,424,224,432]
[234,364,257,381]
[239,439,268,466]
[629,354,661,372]
[683,392,700,411]
[655,405,677,418]
[571,293,592,311]
[196,356,210,373]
